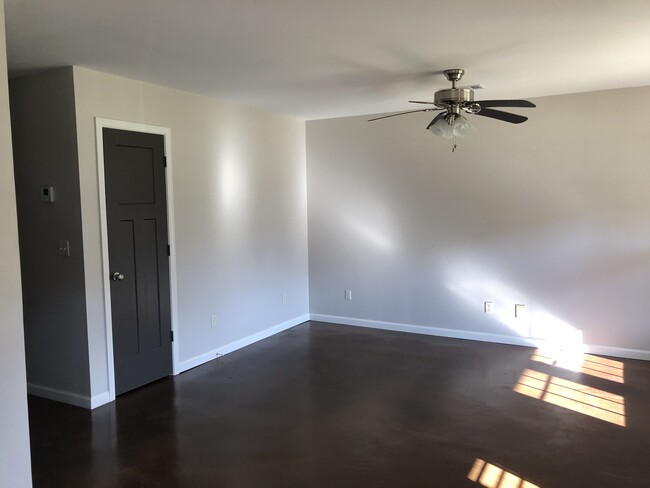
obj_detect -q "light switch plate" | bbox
[41,186,55,203]
[57,239,70,256]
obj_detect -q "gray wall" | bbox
[307,86,650,356]
[72,67,309,399]
[0,0,32,484]
[10,67,91,401]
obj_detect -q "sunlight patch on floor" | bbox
[531,349,624,384]
[467,458,540,487]
[514,369,626,427]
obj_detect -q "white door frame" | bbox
[95,117,180,403]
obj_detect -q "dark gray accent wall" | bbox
[10,67,91,398]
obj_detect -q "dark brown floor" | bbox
[29,321,650,487]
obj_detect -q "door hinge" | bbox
[167,245,171,256]
[163,156,167,168]
[170,330,174,342]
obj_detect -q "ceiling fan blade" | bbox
[478,99,536,108]
[408,100,436,105]
[475,108,528,124]
[368,108,440,122]
[426,112,446,129]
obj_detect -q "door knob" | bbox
[111,272,125,281]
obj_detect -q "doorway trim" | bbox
[95,117,180,403]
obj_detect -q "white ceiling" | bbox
[5,0,650,120]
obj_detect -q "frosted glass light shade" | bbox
[453,115,472,137]
[428,117,453,138]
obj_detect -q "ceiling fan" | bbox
[368,68,535,141]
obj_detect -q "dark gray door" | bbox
[103,128,172,395]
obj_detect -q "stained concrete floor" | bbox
[29,321,650,487]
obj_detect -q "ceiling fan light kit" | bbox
[369,68,536,150]
[428,113,472,139]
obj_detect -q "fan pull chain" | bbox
[452,135,457,153]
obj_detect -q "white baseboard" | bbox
[309,314,650,361]
[30,315,309,409]
[310,314,536,348]
[581,344,650,361]
[90,391,111,409]
[27,383,93,409]
[178,314,310,373]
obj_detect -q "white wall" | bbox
[307,86,650,358]
[73,67,309,400]
[0,0,32,485]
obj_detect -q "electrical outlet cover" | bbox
[515,304,526,318]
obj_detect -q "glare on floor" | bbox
[531,349,624,384]
[467,458,540,488]
[514,368,626,427]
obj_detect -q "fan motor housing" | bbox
[434,88,474,108]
